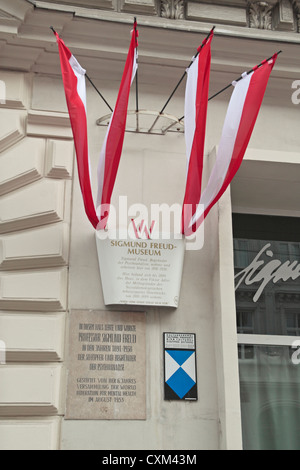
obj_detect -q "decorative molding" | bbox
[0,268,68,311]
[0,313,65,362]
[0,43,42,72]
[0,0,33,35]
[0,138,45,196]
[187,1,247,25]
[248,0,299,30]
[0,71,31,110]
[27,111,73,139]
[0,2,298,82]
[0,417,60,450]
[274,0,296,30]
[0,110,26,154]
[0,0,34,21]
[40,0,114,10]
[236,289,261,302]
[276,292,300,302]
[0,179,66,234]
[121,0,158,15]
[161,0,185,19]
[0,223,69,270]
[248,1,276,30]
[292,0,300,30]
[0,10,13,19]
[45,139,74,179]
[0,365,63,416]
[0,41,73,448]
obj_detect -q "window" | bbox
[285,310,300,336]
[233,214,300,450]
[237,310,254,335]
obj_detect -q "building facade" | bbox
[0,0,299,450]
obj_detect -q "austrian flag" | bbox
[97,22,138,229]
[183,52,278,236]
[182,30,213,236]
[54,30,99,229]
[54,23,138,230]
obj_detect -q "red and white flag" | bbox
[54,31,99,229]
[97,22,138,229]
[183,53,278,236]
[181,31,213,236]
[54,23,138,230]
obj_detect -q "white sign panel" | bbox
[164,333,196,350]
[95,234,185,308]
[164,332,197,401]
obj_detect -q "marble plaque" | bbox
[65,310,146,420]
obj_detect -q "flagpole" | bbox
[50,26,113,113]
[208,50,282,102]
[148,26,215,134]
[85,74,113,113]
[175,50,282,123]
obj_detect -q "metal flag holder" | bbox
[91,22,280,137]
[96,109,184,135]
[51,23,281,137]
[95,25,215,136]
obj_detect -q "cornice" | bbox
[20,0,300,42]
[27,0,300,33]
[0,0,298,85]
[0,0,33,20]
[0,0,33,34]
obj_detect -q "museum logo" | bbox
[97,196,205,251]
[131,219,155,240]
[292,80,300,105]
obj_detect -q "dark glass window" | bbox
[233,215,300,450]
[233,215,300,336]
